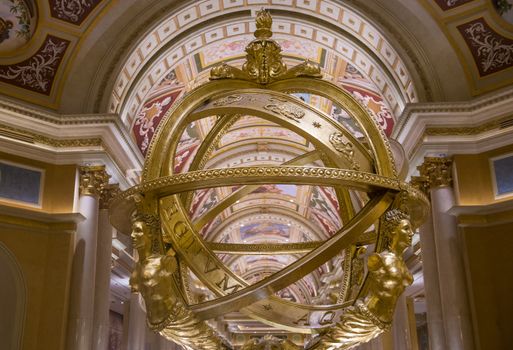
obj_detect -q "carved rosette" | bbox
[99,183,121,209]
[79,165,110,197]
[416,157,453,190]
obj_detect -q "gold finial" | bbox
[209,8,322,83]
[254,8,273,39]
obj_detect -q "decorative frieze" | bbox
[79,165,110,197]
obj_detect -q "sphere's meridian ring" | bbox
[190,89,373,173]
[268,78,397,179]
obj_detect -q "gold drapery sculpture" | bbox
[110,9,428,350]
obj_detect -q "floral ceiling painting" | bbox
[458,18,513,76]
[0,0,37,53]
[0,35,69,94]
[49,0,102,25]
[433,0,474,11]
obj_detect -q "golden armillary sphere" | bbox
[110,9,428,350]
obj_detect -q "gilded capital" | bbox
[100,183,121,209]
[79,165,110,197]
[417,157,453,190]
[409,175,430,195]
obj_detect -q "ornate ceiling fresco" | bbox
[422,0,513,94]
[0,0,108,106]
[113,1,418,125]
[0,0,37,53]
[0,0,512,113]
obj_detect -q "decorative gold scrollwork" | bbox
[329,132,360,171]
[264,101,305,122]
[212,94,243,106]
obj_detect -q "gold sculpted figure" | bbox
[129,211,224,349]
[129,212,178,326]
[311,209,413,350]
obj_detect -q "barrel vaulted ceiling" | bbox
[1,0,512,118]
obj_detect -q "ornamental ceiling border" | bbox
[120,19,405,129]
[420,0,513,95]
[108,0,418,120]
[48,0,103,25]
[392,85,513,175]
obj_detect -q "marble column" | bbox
[67,166,110,350]
[392,295,413,350]
[418,157,475,350]
[127,293,147,350]
[416,212,447,350]
[93,184,120,350]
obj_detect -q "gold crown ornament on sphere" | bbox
[110,9,428,350]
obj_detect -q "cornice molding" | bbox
[0,96,143,187]
[393,85,513,138]
[393,87,513,177]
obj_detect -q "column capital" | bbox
[100,183,121,209]
[79,165,110,197]
[410,175,430,196]
[415,157,453,190]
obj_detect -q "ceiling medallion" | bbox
[110,9,428,350]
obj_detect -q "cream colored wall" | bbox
[454,146,513,349]
[0,152,76,213]
[454,144,513,206]
[462,222,513,350]
[0,225,74,350]
[0,153,77,350]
